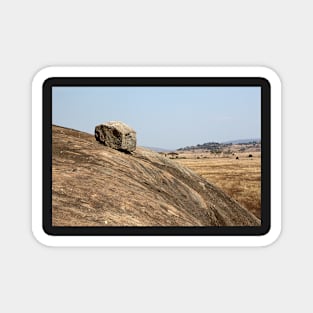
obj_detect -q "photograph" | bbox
[52,85,262,227]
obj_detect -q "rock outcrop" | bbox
[52,125,260,227]
[95,121,136,152]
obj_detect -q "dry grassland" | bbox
[176,152,261,218]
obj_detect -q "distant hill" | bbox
[143,146,173,153]
[222,138,261,145]
[177,138,261,151]
[52,125,260,226]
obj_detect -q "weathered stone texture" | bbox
[95,121,136,152]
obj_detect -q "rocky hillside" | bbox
[52,125,260,226]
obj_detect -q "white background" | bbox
[0,0,312,312]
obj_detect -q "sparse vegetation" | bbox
[175,149,261,218]
[177,140,260,151]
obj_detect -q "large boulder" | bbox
[95,121,136,152]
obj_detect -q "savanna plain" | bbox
[171,145,261,218]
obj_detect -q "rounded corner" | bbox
[257,66,282,88]
[258,224,282,247]
[31,225,54,247]
[32,66,58,88]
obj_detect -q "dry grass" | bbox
[176,152,261,218]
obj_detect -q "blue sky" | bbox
[52,86,261,150]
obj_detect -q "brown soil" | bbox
[52,125,260,227]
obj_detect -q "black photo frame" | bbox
[43,77,270,236]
